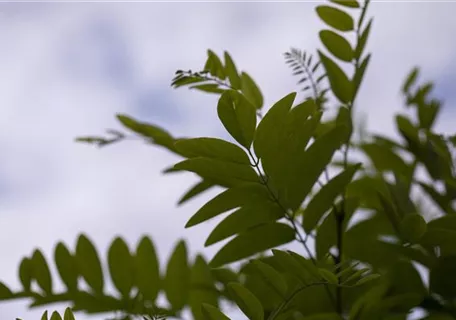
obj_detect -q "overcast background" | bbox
[0,1,455,319]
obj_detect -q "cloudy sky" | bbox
[0,1,455,319]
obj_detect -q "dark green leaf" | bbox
[319,30,354,62]
[330,0,360,8]
[316,5,354,32]
[41,310,49,320]
[361,142,410,175]
[399,214,427,244]
[210,223,295,267]
[240,72,264,110]
[318,51,352,104]
[172,76,206,88]
[271,249,315,284]
[31,250,53,295]
[19,258,32,292]
[354,19,372,59]
[175,138,250,165]
[50,312,62,320]
[117,114,177,153]
[228,282,264,320]
[251,260,288,298]
[135,236,160,301]
[224,52,241,90]
[318,268,338,284]
[178,179,215,205]
[165,240,190,310]
[286,124,348,211]
[174,157,259,187]
[217,90,257,148]
[430,255,456,299]
[63,308,75,320]
[186,183,270,228]
[75,234,104,294]
[352,53,371,101]
[190,255,219,320]
[54,242,78,292]
[303,164,361,232]
[108,237,134,297]
[205,50,226,80]
[402,67,419,93]
[190,84,225,94]
[202,303,231,320]
[205,201,282,246]
[0,281,13,299]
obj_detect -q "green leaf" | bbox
[75,234,104,294]
[63,308,76,320]
[330,0,360,8]
[50,312,62,320]
[316,5,354,32]
[165,240,190,310]
[190,255,219,320]
[319,30,354,62]
[135,236,160,301]
[224,52,241,90]
[253,92,296,169]
[108,237,134,297]
[286,124,349,211]
[117,114,177,153]
[211,267,239,285]
[354,273,381,286]
[352,53,371,101]
[303,164,361,233]
[175,138,250,165]
[399,214,427,244]
[361,142,410,175]
[54,242,78,292]
[240,72,264,110]
[354,19,372,59]
[210,223,295,267]
[318,51,352,104]
[217,90,257,148]
[190,84,225,94]
[402,67,419,93]
[318,268,338,284]
[205,201,282,246]
[202,303,231,320]
[31,250,53,295]
[271,250,315,285]
[178,179,214,205]
[19,258,32,292]
[186,183,270,228]
[41,311,49,320]
[0,281,13,299]
[205,50,226,80]
[251,260,288,298]
[227,282,264,320]
[173,157,259,187]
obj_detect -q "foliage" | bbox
[2,0,456,319]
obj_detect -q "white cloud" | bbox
[0,2,455,319]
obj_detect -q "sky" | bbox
[0,1,456,319]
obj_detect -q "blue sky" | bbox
[0,2,455,319]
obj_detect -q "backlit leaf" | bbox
[252,260,288,297]
[175,138,250,165]
[135,236,160,301]
[210,223,295,267]
[75,234,104,295]
[303,164,361,233]
[108,237,134,297]
[240,72,264,110]
[399,214,427,244]
[224,51,241,90]
[319,30,354,62]
[186,183,271,228]
[217,90,257,148]
[228,282,264,320]
[202,303,231,320]
[54,242,78,292]
[318,51,352,104]
[330,0,360,8]
[31,250,53,295]
[316,5,354,32]
[165,240,190,310]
